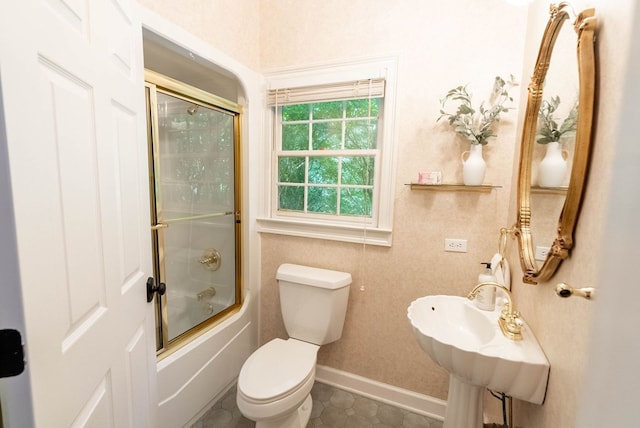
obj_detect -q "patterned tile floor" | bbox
[191,382,444,428]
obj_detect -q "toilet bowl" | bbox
[236,338,318,428]
[236,264,352,428]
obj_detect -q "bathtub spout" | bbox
[197,287,216,301]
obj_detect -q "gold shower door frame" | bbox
[144,70,242,356]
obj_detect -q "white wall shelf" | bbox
[408,183,501,193]
[530,185,568,195]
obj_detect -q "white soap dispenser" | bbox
[475,262,496,311]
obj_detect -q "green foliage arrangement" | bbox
[437,75,517,146]
[536,96,578,144]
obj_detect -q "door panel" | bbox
[0,0,156,426]
[70,378,113,427]
[38,60,107,345]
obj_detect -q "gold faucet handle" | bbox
[499,316,523,341]
[501,308,521,323]
[199,248,221,271]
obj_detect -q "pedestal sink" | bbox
[407,295,549,428]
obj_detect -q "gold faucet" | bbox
[467,282,523,341]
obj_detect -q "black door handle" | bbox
[146,277,166,303]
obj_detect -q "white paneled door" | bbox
[0,0,157,427]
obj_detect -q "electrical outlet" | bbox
[445,238,467,253]
[535,246,550,261]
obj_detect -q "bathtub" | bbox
[156,293,256,428]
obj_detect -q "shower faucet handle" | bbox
[199,248,221,271]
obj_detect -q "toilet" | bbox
[236,263,352,428]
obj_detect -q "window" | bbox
[258,58,398,246]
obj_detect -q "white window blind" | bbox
[266,78,386,107]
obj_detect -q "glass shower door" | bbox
[146,77,241,350]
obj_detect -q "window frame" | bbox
[257,57,398,246]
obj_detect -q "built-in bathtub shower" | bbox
[144,70,242,354]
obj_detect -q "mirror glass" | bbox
[515,4,597,284]
[529,16,578,265]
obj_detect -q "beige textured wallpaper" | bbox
[137,0,261,70]
[136,0,635,426]
[260,190,506,398]
[258,0,528,404]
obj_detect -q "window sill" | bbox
[256,218,392,247]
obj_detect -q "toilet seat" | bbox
[238,338,319,404]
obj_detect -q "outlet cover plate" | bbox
[445,238,467,253]
[535,246,550,261]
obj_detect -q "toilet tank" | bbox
[276,263,352,345]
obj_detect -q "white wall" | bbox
[577,0,640,425]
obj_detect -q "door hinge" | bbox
[0,329,25,378]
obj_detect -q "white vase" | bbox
[461,144,486,185]
[538,141,568,188]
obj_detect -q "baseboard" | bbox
[315,365,446,421]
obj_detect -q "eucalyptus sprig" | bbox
[437,75,517,146]
[536,96,578,144]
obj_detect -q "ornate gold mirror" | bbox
[515,3,597,284]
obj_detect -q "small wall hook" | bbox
[555,282,595,300]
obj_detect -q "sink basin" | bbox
[408,295,549,428]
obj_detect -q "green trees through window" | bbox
[277,99,380,217]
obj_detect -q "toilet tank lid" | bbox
[276,263,352,289]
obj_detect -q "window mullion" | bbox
[278,149,376,156]
[273,108,281,216]
[336,102,348,215]
[303,107,313,214]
